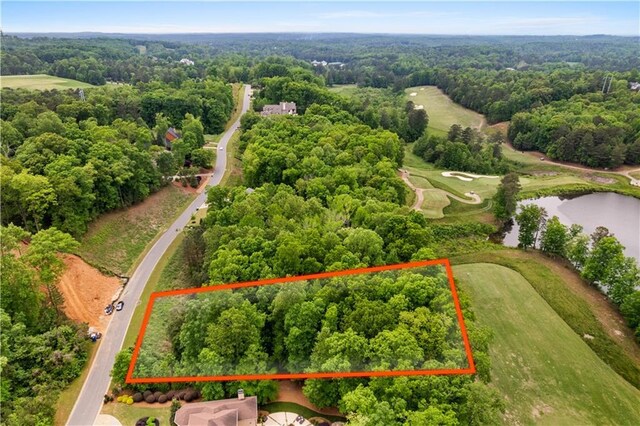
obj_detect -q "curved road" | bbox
[67,85,252,426]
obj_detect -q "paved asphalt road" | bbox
[67,85,252,426]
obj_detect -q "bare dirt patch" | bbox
[529,171,559,177]
[58,254,121,333]
[586,174,616,184]
[531,403,554,419]
[275,381,342,417]
[488,121,510,135]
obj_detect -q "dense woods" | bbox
[0,225,86,425]
[116,105,501,424]
[2,32,639,425]
[508,89,640,167]
[0,79,232,236]
[413,124,510,174]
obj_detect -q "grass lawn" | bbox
[405,86,485,134]
[77,185,195,275]
[452,250,640,389]
[220,131,243,187]
[421,189,450,218]
[454,262,640,425]
[261,402,346,423]
[123,232,186,349]
[1,74,96,90]
[101,402,170,425]
[327,84,359,97]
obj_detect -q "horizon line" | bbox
[4,31,639,37]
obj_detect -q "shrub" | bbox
[145,394,156,403]
[177,390,186,400]
[153,391,163,400]
[184,391,194,402]
[133,393,143,403]
[166,390,176,400]
[158,395,168,403]
[143,390,152,398]
[126,397,133,405]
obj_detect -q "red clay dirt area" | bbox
[58,254,121,333]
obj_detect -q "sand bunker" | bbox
[441,171,499,181]
[415,105,424,110]
[409,92,417,96]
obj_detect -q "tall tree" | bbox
[540,216,569,257]
[515,204,547,250]
[492,172,521,221]
[23,227,79,320]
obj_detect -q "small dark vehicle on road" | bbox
[104,304,114,315]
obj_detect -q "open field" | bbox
[327,83,358,96]
[77,185,195,275]
[405,86,486,134]
[452,250,640,389]
[454,262,640,425]
[1,74,96,90]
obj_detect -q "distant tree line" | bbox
[1,79,232,236]
[508,89,640,168]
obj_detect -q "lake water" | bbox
[503,192,640,262]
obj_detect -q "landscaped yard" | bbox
[261,402,346,423]
[1,74,96,90]
[101,402,170,426]
[77,185,195,275]
[453,261,640,425]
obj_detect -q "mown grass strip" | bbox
[451,249,640,389]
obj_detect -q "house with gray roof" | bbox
[261,102,297,116]
[174,395,258,426]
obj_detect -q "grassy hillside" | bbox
[405,86,485,135]
[77,185,195,275]
[454,263,640,425]
[1,74,96,90]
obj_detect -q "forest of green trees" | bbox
[1,33,639,425]
[114,104,502,424]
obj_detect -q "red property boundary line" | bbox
[126,258,476,383]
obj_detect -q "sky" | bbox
[2,1,639,36]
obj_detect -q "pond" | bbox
[503,192,640,262]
